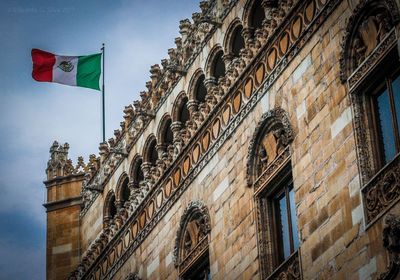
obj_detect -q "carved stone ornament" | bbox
[123,273,141,280]
[46,141,89,180]
[339,0,400,191]
[173,200,211,273]
[246,107,294,187]
[268,250,301,280]
[378,214,400,280]
[363,154,400,224]
[339,0,399,84]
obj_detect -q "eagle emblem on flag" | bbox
[58,61,74,72]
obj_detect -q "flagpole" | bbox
[101,43,105,143]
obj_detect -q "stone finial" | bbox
[46,141,74,180]
[192,12,201,25]
[123,105,134,123]
[179,19,192,41]
[99,141,110,162]
[161,59,169,69]
[150,64,161,86]
[175,37,182,49]
[199,1,209,13]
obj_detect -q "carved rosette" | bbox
[173,200,211,274]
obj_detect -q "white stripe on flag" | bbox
[52,56,78,86]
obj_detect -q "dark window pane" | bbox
[391,75,400,139]
[277,193,291,260]
[376,89,397,163]
[232,26,244,57]
[289,186,299,251]
[179,98,190,126]
[121,178,130,202]
[148,139,158,165]
[135,159,144,184]
[164,119,174,145]
[109,195,117,218]
[251,0,265,30]
[195,75,207,103]
[212,51,226,80]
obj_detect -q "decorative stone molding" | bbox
[379,214,400,280]
[123,273,141,280]
[339,0,399,85]
[246,108,294,187]
[173,200,211,273]
[268,251,301,280]
[46,141,88,181]
[362,154,400,225]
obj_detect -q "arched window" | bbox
[130,156,144,188]
[194,74,207,103]
[247,108,300,279]
[158,115,174,147]
[116,174,130,208]
[339,0,400,225]
[231,25,245,57]
[174,201,211,279]
[104,190,117,225]
[143,136,158,165]
[211,50,226,80]
[249,0,265,30]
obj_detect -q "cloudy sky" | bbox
[0,0,198,278]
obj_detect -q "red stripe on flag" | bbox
[31,49,55,82]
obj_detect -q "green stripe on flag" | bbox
[77,53,101,90]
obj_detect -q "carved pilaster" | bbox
[141,162,153,185]
[187,100,203,128]
[204,77,218,106]
[171,121,184,155]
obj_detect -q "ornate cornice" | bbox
[79,0,239,217]
[70,0,342,278]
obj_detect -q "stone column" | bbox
[171,121,184,155]
[204,77,219,105]
[187,99,203,127]
[141,162,153,185]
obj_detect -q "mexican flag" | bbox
[31,49,101,90]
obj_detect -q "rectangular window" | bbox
[371,72,400,168]
[272,181,299,264]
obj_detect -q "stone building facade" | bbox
[43,0,400,279]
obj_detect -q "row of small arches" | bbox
[104,0,268,220]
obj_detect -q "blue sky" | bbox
[0,1,198,278]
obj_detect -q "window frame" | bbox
[368,71,400,169]
[258,162,298,271]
